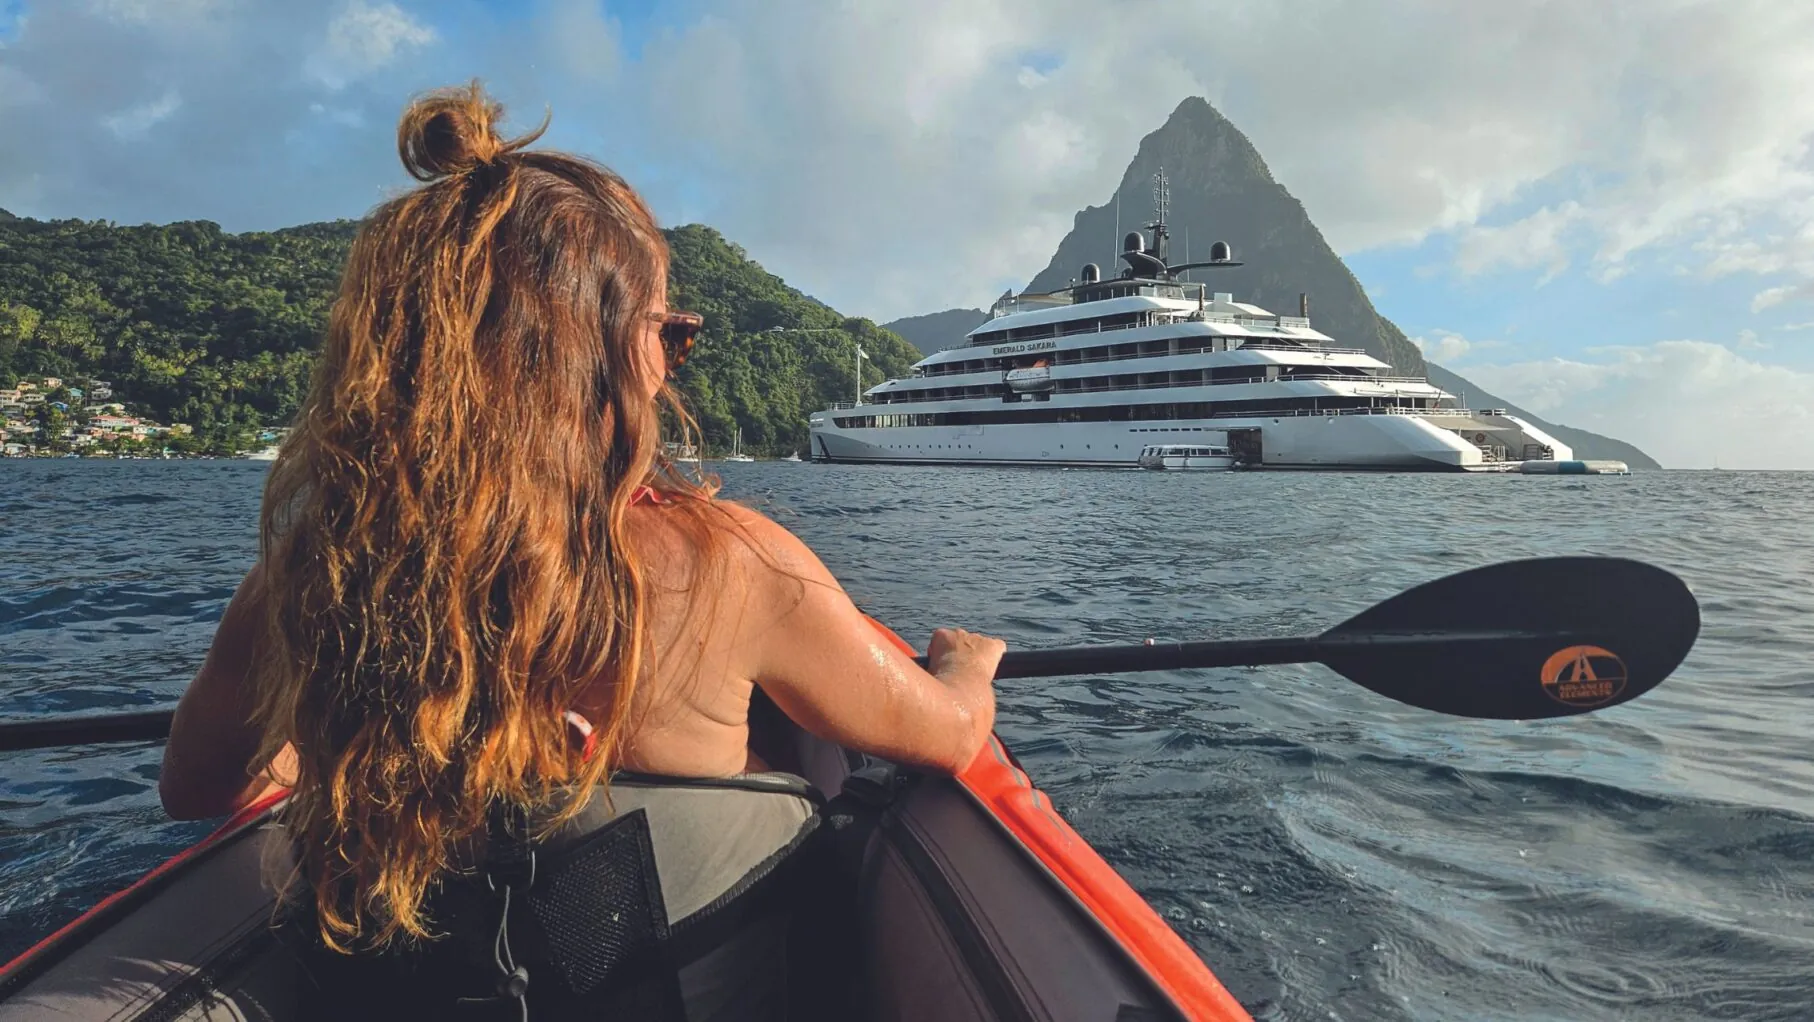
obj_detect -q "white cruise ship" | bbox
[809,174,1569,471]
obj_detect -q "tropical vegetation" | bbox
[0,208,918,456]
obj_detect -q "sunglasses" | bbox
[650,310,705,369]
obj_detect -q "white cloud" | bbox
[1410,330,1472,364]
[303,0,435,91]
[1753,282,1814,313]
[101,87,180,139]
[1464,341,1814,469]
[1453,202,1583,282]
[639,0,1178,317]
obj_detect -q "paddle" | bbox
[910,555,1698,720]
[0,556,1697,753]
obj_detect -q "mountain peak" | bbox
[1161,95,1231,130]
[1025,96,1419,372]
[1122,95,1278,195]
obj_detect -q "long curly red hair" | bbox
[251,80,718,951]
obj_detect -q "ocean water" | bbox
[3,459,1813,1020]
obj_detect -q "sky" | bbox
[2,1,1812,469]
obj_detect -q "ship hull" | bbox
[810,411,1570,472]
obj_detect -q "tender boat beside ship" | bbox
[810,171,1572,473]
[1138,442,1235,471]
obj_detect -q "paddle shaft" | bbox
[0,709,176,752]
[911,629,1563,680]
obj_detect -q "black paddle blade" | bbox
[1316,556,1698,720]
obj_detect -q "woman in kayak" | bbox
[157,80,1004,1010]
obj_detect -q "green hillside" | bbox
[0,213,915,455]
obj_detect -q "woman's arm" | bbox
[731,509,1003,775]
[159,563,295,820]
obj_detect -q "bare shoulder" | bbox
[624,497,836,608]
[709,501,842,595]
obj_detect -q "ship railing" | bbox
[1235,341,1368,355]
[932,336,1372,362]
[1211,405,1476,419]
[876,372,1441,403]
[957,312,1322,351]
[1113,405,1473,422]
[1062,373,1434,394]
[1154,312,1319,331]
[827,402,1482,423]
[942,316,1150,351]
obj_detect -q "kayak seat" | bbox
[287,771,834,1021]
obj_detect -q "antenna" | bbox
[1113,188,1121,273]
[1138,167,1171,268]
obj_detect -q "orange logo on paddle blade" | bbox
[1540,645,1628,708]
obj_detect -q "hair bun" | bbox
[398,80,545,182]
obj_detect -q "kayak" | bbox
[0,621,1253,1021]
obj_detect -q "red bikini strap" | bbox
[563,710,600,763]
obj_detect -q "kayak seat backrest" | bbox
[291,772,829,1020]
[856,773,1188,1022]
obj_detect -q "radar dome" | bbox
[1123,231,1145,254]
[1080,262,1101,283]
[1210,240,1233,263]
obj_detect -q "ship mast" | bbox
[1148,168,1170,266]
